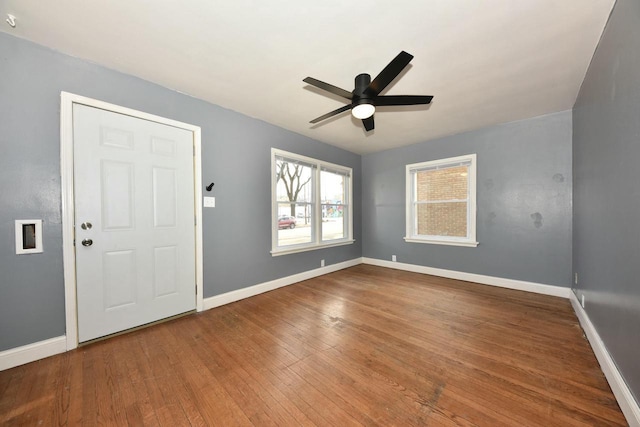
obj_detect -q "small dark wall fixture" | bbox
[206,183,214,192]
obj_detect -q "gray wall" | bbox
[0,33,361,351]
[362,110,573,287]
[573,0,640,402]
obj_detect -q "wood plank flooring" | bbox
[0,265,627,426]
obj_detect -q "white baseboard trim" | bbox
[203,257,363,311]
[570,292,640,427]
[0,336,67,371]
[361,257,571,299]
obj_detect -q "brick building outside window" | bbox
[405,154,478,247]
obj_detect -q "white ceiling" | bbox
[1,1,614,155]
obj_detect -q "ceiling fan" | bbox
[303,51,433,132]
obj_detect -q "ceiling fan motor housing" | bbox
[353,73,373,106]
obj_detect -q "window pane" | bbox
[321,170,345,204]
[416,202,468,237]
[322,205,345,240]
[321,170,347,241]
[414,164,469,238]
[277,203,313,246]
[276,160,313,203]
[416,166,468,202]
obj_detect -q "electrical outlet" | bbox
[392,255,397,262]
[581,294,585,309]
[574,273,578,285]
[321,259,325,267]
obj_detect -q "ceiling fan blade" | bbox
[375,95,433,106]
[362,116,375,132]
[309,104,352,124]
[303,77,353,100]
[365,51,413,96]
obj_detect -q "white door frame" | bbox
[60,92,204,350]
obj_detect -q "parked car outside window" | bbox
[278,215,296,229]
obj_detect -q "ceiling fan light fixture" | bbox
[352,103,375,120]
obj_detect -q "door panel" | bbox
[73,104,196,342]
[101,160,134,229]
[103,250,137,309]
[153,167,178,227]
[154,246,178,297]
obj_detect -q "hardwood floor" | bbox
[0,265,627,426]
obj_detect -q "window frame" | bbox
[404,153,478,247]
[271,148,354,256]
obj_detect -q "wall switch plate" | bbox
[581,294,585,308]
[574,273,578,285]
[203,196,216,208]
[392,255,397,262]
[321,259,325,267]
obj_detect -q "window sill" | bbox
[404,237,479,248]
[271,239,355,257]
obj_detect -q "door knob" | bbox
[81,239,93,247]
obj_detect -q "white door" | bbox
[73,104,196,343]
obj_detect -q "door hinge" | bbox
[193,145,196,156]
[194,215,197,226]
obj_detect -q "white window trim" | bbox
[404,153,478,247]
[271,148,354,256]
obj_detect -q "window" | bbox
[272,148,353,255]
[405,154,478,247]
